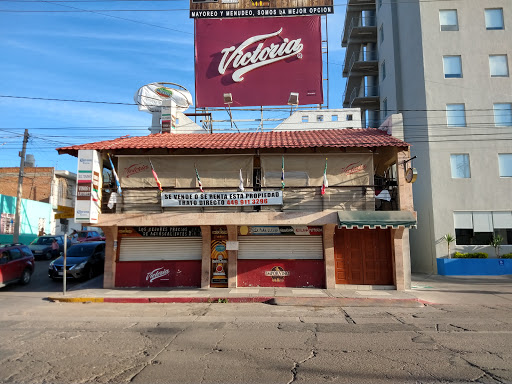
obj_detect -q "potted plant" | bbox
[490,235,504,258]
[442,233,456,259]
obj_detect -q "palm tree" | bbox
[442,234,456,259]
[490,235,504,258]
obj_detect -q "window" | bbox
[0,213,15,234]
[455,211,512,245]
[9,248,22,261]
[446,104,466,127]
[494,103,512,126]
[443,56,462,78]
[302,115,309,123]
[489,55,509,77]
[331,115,338,122]
[379,25,384,44]
[499,154,512,177]
[346,114,353,121]
[381,61,386,80]
[316,115,324,122]
[382,98,388,120]
[450,154,470,178]
[439,10,458,31]
[485,8,504,30]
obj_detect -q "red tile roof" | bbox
[56,129,409,156]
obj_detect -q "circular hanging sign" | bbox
[405,167,418,183]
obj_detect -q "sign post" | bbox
[63,234,67,295]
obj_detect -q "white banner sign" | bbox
[161,191,283,207]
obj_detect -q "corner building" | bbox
[58,129,416,290]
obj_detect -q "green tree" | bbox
[490,235,504,258]
[442,234,456,259]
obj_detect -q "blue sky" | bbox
[0,1,347,173]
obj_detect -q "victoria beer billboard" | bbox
[194,16,323,108]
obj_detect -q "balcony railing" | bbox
[349,86,380,106]
[342,16,377,44]
[100,185,399,215]
[345,50,378,75]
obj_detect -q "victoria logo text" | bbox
[146,267,170,283]
[218,28,303,82]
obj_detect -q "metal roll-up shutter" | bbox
[238,236,323,260]
[119,237,202,261]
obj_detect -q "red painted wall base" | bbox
[115,261,201,288]
[237,259,324,288]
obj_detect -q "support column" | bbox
[323,224,336,289]
[397,149,414,212]
[200,225,211,289]
[101,225,117,289]
[392,227,411,290]
[395,148,414,290]
[227,225,238,288]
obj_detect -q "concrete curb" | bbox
[266,297,432,307]
[48,296,434,306]
[48,296,274,304]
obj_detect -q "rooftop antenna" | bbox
[134,82,193,134]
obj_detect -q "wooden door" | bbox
[334,228,393,285]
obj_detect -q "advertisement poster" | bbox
[195,16,323,107]
[211,239,228,287]
[211,226,228,287]
[75,150,101,224]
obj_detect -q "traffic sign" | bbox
[57,205,74,213]
[55,212,74,219]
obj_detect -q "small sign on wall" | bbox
[226,241,239,250]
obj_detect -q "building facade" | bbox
[58,129,416,290]
[0,166,80,237]
[342,0,512,272]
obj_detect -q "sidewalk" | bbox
[47,274,512,307]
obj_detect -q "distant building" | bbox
[0,165,80,237]
[273,109,363,131]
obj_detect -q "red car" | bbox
[75,230,105,243]
[0,244,35,288]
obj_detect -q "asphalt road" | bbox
[1,269,512,384]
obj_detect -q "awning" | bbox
[337,211,417,229]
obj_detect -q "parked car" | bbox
[75,230,105,243]
[0,244,35,288]
[29,235,72,260]
[48,241,105,281]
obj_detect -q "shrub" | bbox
[501,253,512,259]
[453,252,488,259]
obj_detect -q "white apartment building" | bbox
[273,108,363,131]
[342,0,512,273]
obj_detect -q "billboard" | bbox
[195,16,323,108]
[190,0,334,19]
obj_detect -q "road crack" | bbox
[287,349,318,384]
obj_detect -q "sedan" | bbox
[29,235,72,260]
[48,241,105,281]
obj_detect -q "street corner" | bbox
[47,296,105,303]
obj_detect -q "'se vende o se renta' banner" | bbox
[194,16,323,108]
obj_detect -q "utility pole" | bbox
[13,129,29,243]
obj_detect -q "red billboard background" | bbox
[194,16,323,108]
